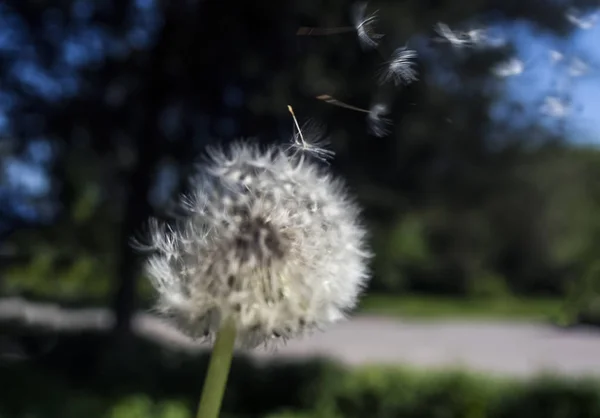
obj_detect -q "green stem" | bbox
[196,319,237,418]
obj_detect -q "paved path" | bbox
[2,297,600,378]
[248,316,600,378]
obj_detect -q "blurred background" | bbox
[2,0,600,417]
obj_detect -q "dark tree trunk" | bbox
[111,5,180,336]
[112,148,157,335]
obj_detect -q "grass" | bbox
[358,294,564,320]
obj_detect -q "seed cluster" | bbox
[142,142,370,348]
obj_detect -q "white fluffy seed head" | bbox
[565,8,598,30]
[352,2,384,49]
[491,57,525,78]
[287,120,336,163]
[377,47,419,86]
[433,22,483,48]
[140,141,371,348]
[367,103,392,137]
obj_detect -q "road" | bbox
[2,297,599,378]
[247,316,600,378]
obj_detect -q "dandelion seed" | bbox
[287,105,335,162]
[315,94,389,136]
[433,23,507,49]
[433,22,480,48]
[466,28,487,44]
[568,57,588,77]
[287,105,306,146]
[491,57,524,77]
[316,94,370,114]
[432,22,462,45]
[314,95,391,136]
[377,47,418,86]
[565,8,598,29]
[352,2,384,49]
[140,141,370,348]
[482,31,506,48]
[367,103,392,137]
[549,50,564,63]
[540,96,569,118]
[295,2,382,48]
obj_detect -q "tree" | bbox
[1,0,598,332]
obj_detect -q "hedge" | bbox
[1,333,600,418]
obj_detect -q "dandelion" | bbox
[316,94,370,113]
[314,94,393,136]
[352,2,384,49]
[568,57,588,77]
[295,2,383,49]
[377,47,419,86]
[286,106,335,163]
[367,103,392,137]
[138,139,370,418]
[143,142,369,345]
[313,95,397,137]
[491,57,525,77]
[540,96,569,118]
[432,22,508,51]
[549,50,564,63]
[433,22,482,48]
[565,8,598,29]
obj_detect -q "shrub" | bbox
[316,367,600,418]
[2,334,600,418]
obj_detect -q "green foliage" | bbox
[562,261,600,326]
[2,330,600,418]
[322,368,496,418]
[466,271,511,300]
[107,396,191,418]
[363,145,600,302]
[371,213,433,293]
[4,357,600,418]
[496,376,600,418]
[0,393,191,418]
[315,367,600,418]
[358,294,561,320]
[265,412,314,418]
[2,251,112,301]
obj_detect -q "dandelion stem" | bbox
[196,319,237,418]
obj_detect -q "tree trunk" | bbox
[111,5,179,336]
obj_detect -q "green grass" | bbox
[358,294,564,320]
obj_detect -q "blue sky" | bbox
[493,12,600,144]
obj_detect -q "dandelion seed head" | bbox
[491,57,524,77]
[565,8,598,29]
[367,103,392,137]
[433,22,506,50]
[540,96,569,118]
[549,50,564,63]
[352,2,384,49]
[141,141,370,348]
[466,28,488,44]
[287,120,336,163]
[377,47,418,86]
[568,57,589,77]
[433,22,476,48]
